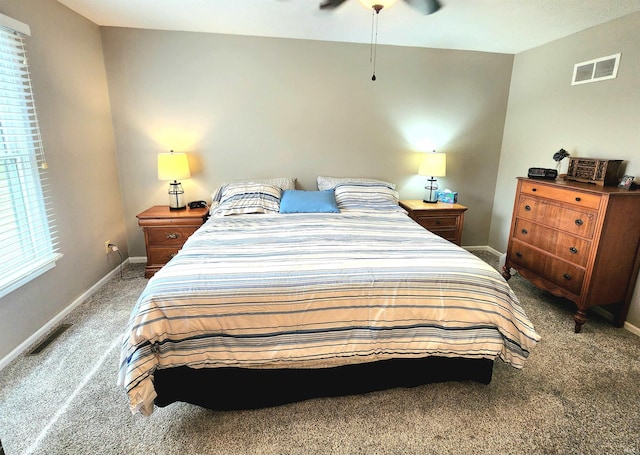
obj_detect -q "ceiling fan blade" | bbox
[404,0,442,15]
[319,0,349,9]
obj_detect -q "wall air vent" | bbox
[572,53,620,85]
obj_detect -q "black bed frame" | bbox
[154,357,494,411]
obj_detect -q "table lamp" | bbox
[418,151,446,203]
[158,150,191,210]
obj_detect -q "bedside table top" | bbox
[137,205,209,220]
[399,200,467,212]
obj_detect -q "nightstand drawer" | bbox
[414,215,459,230]
[148,247,181,265]
[429,229,458,243]
[147,226,199,247]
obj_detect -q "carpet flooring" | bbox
[0,253,639,455]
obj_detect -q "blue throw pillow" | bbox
[279,190,340,214]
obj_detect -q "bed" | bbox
[118,178,540,415]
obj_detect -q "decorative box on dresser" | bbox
[137,205,209,278]
[399,200,467,246]
[502,177,640,333]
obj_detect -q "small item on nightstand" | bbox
[435,189,458,203]
[188,200,208,209]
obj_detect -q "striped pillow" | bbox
[211,177,296,205]
[211,183,282,217]
[317,176,396,191]
[334,183,406,213]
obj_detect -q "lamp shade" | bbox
[158,151,191,181]
[418,152,446,177]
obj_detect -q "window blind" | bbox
[0,13,61,299]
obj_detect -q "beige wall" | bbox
[0,0,126,360]
[490,12,640,327]
[100,28,514,257]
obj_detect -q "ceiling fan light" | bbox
[358,0,399,10]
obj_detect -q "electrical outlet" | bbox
[105,240,111,254]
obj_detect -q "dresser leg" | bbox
[573,310,587,333]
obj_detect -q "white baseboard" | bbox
[463,245,502,256]
[624,321,640,336]
[0,259,131,371]
[129,256,147,264]
[591,306,640,336]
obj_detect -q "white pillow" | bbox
[211,177,296,205]
[210,183,282,217]
[334,183,406,213]
[317,176,396,191]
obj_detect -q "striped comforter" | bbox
[118,212,540,415]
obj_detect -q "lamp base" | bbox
[423,177,439,204]
[168,180,186,210]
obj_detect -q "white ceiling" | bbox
[57,0,640,54]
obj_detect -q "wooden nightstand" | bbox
[137,205,209,278]
[399,200,467,246]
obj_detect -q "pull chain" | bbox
[369,8,375,64]
[370,5,382,81]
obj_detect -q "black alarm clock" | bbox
[528,168,558,180]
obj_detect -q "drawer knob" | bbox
[575,197,581,202]
[569,247,578,254]
[575,219,583,226]
[167,233,180,239]
[563,273,571,281]
[435,219,441,225]
[532,188,537,192]
[515,252,522,258]
[524,205,531,211]
[521,228,528,235]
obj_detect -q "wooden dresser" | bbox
[137,205,209,278]
[503,177,640,332]
[399,200,467,246]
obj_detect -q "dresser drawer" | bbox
[513,218,591,267]
[520,180,602,210]
[508,241,585,295]
[517,196,598,238]
[146,226,199,247]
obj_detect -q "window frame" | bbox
[0,13,62,299]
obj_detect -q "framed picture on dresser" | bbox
[618,175,635,190]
